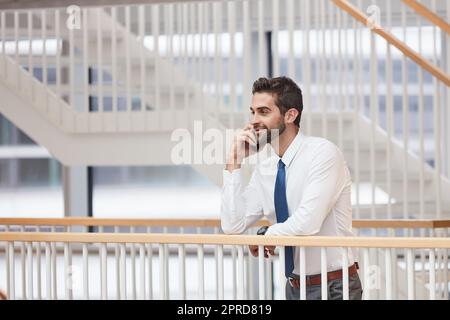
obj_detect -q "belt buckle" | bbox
[288,277,298,288]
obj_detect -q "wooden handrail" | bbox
[1,217,450,229]
[0,232,449,248]
[402,0,450,36]
[352,219,450,229]
[331,0,450,87]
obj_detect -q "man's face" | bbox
[250,92,286,147]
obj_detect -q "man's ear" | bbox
[285,108,299,124]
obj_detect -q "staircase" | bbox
[0,2,449,222]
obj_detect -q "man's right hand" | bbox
[225,124,259,172]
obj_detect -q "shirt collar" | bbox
[280,131,304,168]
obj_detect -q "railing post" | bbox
[385,248,392,300]
[258,245,265,300]
[8,241,15,300]
[299,247,306,300]
[407,248,415,300]
[342,247,349,300]
[45,242,51,300]
[429,248,436,300]
[217,244,224,300]
[237,245,245,299]
[321,247,327,300]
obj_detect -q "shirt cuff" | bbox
[265,225,277,236]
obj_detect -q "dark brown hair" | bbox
[252,76,303,127]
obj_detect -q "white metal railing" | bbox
[0,231,449,300]
[0,1,449,219]
[0,218,449,300]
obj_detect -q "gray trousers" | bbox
[285,272,363,300]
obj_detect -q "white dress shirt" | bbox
[221,131,357,275]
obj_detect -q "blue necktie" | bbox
[274,159,295,278]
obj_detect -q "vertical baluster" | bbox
[407,248,415,300]
[237,245,245,299]
[353,3,361,219]
[96,8,103,114]
[302,0,312,135]
[257,0,266,77]
[279,245,286,300]
[27,11,33,86]
[120,243,127,300]
[14,11,19,83]
[158,243,165,299]
[431,0,442,222]
[168,3,175,119]
[197,227,204,300]
[101,242,107,300]
[114,226,120,299]
[401,3,409,220]
[363,248,370,300]
[386,0,393,219]
[69,9,74,109]
[146,227,153,300]
[111,7,117,116]
[9,241,15,300]
[55,9,61,100]
[64,242,71,300]
[321,247,327,300]
[228,1,236,127]
[265,253,272,300]
[139,5,145,113]
[337,5,344,150]
[369,26,377,220]
[41,10,47,91]
[45,242,51,300]
[20,226,26,299]
[178,236,186,299]
[258,245,265,300]
[125,6,131,114]
[272,0,279,76]
[418,9,425,225]
[36,229,41,300]
[429,248,436,300]
[26,241,34,299]
[51,226,57,299]
[139,243,146,300]
[163,227,170,299]
[214,227,219,300]
[342,248,349,300]
[5,226,10,298]
[130,227,136,300]
[443,229,449,299]
[231,245,237,299]
[82,243,89,300]
[152,4,160,127]
[82,8,89,115]
[385,248,392,300]
[242,0,251,115]
[299,247,306,300]
[218,244,224,300]
[286,0,295,79]
[179,226,186,300]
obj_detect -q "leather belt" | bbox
[288,263,358,289]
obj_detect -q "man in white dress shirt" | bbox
[221,76,362,300]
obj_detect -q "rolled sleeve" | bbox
[221,168,263,234]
